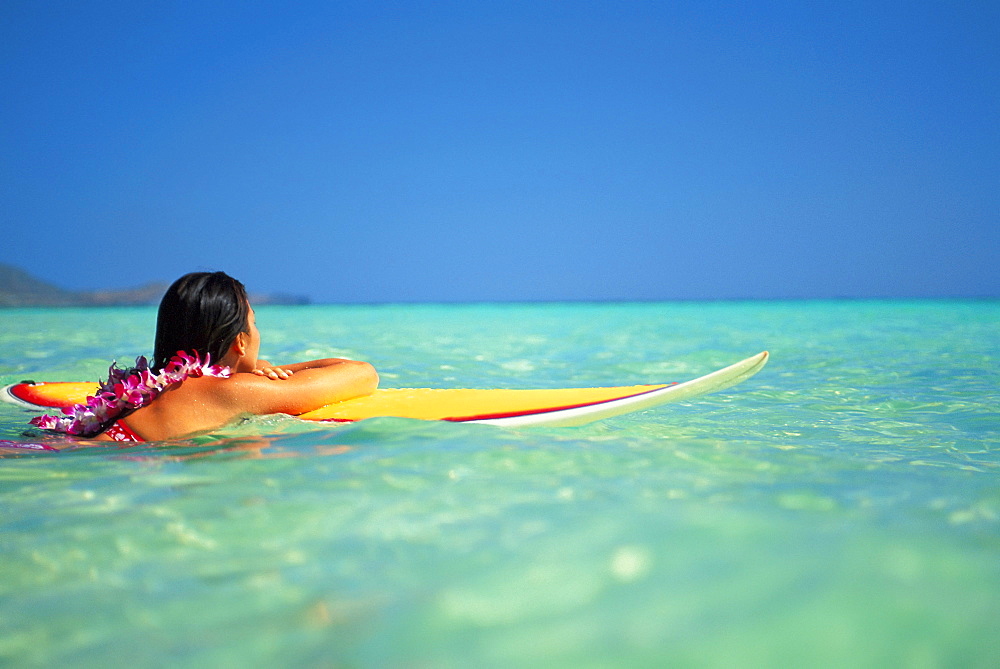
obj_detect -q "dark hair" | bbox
[153,271,250,372]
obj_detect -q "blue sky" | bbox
[2,1,997,302]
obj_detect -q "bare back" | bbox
[94,359,378,441]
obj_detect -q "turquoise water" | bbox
[1,300,998,667]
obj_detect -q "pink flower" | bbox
[30,414,61,430]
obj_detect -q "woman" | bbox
[32,272,378,442]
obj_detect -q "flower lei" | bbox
[30,351,231,438]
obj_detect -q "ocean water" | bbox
[0,300,997,667]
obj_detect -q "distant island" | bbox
[0,264,309,307]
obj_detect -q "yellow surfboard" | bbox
[4,352,768,427]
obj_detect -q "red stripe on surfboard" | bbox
[442,384,676,422]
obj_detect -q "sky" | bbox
[2,0,998,302]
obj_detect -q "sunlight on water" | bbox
[1,300,998,666]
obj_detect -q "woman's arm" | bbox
[221,359,379,416]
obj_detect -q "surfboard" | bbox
[3,351,768,428]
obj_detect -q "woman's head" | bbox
[153,271,251,372]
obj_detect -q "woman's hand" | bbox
[252,365,295,380]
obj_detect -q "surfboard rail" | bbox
[471,350,769,426]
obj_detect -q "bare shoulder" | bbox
[205,372,272,405]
